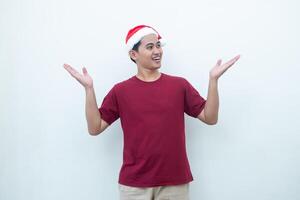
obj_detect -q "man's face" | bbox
[130,33,163,70]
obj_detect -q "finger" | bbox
[63,64,86,85]
[226,58,237,65]
[63,63,73,72]
[229,55,241,64]
[216,59,222,66]
[82,67,87,75]
[63,64,79,76]
[231,55,240,63]
[63,63,71,70]
[224,56,239,67]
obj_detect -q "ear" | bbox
[129,50,138,61]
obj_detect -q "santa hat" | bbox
[125,25,164,51]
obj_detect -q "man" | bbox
[63,25,240,200]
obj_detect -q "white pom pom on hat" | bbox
[125,25,165,51]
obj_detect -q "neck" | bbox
[136,67,161,82]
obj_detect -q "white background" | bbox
[1,0,299,199]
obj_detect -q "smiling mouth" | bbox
[152,57,161,62]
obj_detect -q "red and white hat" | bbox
[125,25,164,51]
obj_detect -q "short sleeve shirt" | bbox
[99,73,206,187]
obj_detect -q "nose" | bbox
[153,46,162,55]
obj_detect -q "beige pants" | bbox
[118,183,190,200]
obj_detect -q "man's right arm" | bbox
[63,64,109,135]
[85,87,109,135]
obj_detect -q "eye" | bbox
[156,43,161,48]
[146,45,153,50]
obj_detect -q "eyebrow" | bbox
[145,41,161,46]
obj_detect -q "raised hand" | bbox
[63,63,93,89]
[209,55,240,80]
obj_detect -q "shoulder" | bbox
[162,72,184,81]
[110,76,135,91]
[163,73,189,85]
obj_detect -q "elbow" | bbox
[88,129,101,136]
[87,121,103,136]
[207,121,217,125]
[206,118,218,125]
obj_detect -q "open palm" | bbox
[210,55,240,80]
[63,63,93,89]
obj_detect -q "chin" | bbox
[154,62,162,68]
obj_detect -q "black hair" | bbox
[130,41,141,63]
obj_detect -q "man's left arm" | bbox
[198,55,241,125]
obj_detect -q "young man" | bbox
[63,25,240,200]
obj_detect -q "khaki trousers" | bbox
[118,183,190,200]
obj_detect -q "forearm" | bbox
[204,78,219,124]
[85,87,102,134]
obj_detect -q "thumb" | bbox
[82,67,88,75]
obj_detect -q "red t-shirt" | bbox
[99,73,206,187]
